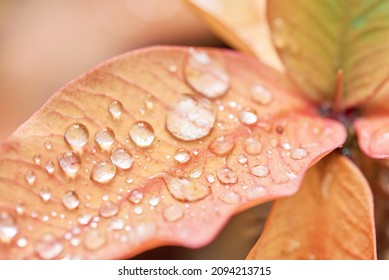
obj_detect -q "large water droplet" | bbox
[166,94,216,141]
[64,123,89,148]
[95,127,115,150]
[163,204,184,222]
[243,136,262,155]
[39,187,52,202]
[0,212,18,244]
[110,148,133,170]
[251,84,273,105]
[165,176,210,202]
[109,100,123,120]
[185,48,230,98]
[239,107,258,125]
[91,161,117,184]
[128,190,143,204]
[174,148,191,164]
[35,233,64,259]
[291,148,307,160]
[219,190,240,204]
[84,230,106,251]
[129,121,155,148]
[99,201,120,218]
[58,151,81,178]
[209,134,235,156]
[62,191,80,210]
[45,161,55,174]
[25,170,36,186]
[216,167,238,184]
[251,165,270,177]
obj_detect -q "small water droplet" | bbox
[64,123,89,148]
[291,148,307,160]
[39,187,52,202]
[84,230,106,251]
[133,206,143,215]
[185,48,230,98]
[128,190,143,204]
[58,151,81,178]
[110,148,133,170]
[216,167,238,184]
[251,84,273,105]
[209,134,235,156]
[25,170,36,186]
[0,212,18,244]
[219,190,240,204]
[286,170,298,181]
[281,141,292,151]
[77,214,91,226]
[148,196,160,207]
[163,204,184,222]
[168,63,177,73]
[99,201,120,218]
[33,154,41,165]
[35,233,64,259]
[243,137,262,155]
[273,18,288,49]
[45,161,55,174]
[111,218,125,230]
[44,140,53,150]
[129,121,155,148]
[174,148,191,163]
[165,176,210,202]
[166,94,216,141]
[239,107,258,125]
[206,173,216,183]
[109,100,123,120]
[145,99,154,110]
[246,186,266,200]
[95,127,115,150]
[62,191,80,210]
[237,154,248,164]
[16,237,28,248]
[251,165,270,177]
[91,161,117,184]
[189,168,203,179]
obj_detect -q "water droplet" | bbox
[128,189,143,204]
[209,134,235,156]
[91,161,117,184]
[189,168,203,179]
[369,127,389,156]
[64,123,89,148]
[0,212,18,244]
[25,170,36,186]
[165,176,210,202]
[35,233,64,259]
[281,141,292,151]
[16,237,28,248]
[163,204,184,222]
[237,154,248,164]
[219,190,240,204]
[243,137,262,155]
[99,201,120,218]
[291,148,307,160]
[174,148,191,163]
[111,218,125,230]
[62,191,80,210]
[239,107,258,125]
[251,165,270,177]
[44,140,53,150]
[286,170,298,181]
[185,48,230,98]
[145,99,154,110]
[110,148,133,170]
[166,94,216,141]
[148,196,160,207]
[39,187,52,202]
[134,206,143,215]
[84,230,106,251]
[216,167,238,184]
[33,154,41,165]
[273,18,288,49]
[77,214,91,226]
[58,151,81,178]
[246,186,266,200]
[109,100,123,120]
[129,121,155,148]
[251,84,273,105]
[95,127,115,150]
[45,161,55,174]
[206,173,216,183]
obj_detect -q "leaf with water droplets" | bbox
[247,153,376,260]
[0,47,345,259]
[268,0,389,107]
[185,0,283,71]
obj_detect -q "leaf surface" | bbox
[247,153,376,260]
[185,0,283,71]
[0,47,346,259]
[268,0,389,107]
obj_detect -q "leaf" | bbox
[0,46,346,259]
[268,0,389,108]
[247,153,376,260]
[185,0,283,71]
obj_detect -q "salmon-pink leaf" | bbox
[0,47,345,259]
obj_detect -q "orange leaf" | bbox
[0,46,345,259]
[185,0,283,72]
[247,153,376,260]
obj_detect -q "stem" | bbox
[333,69,344,115]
